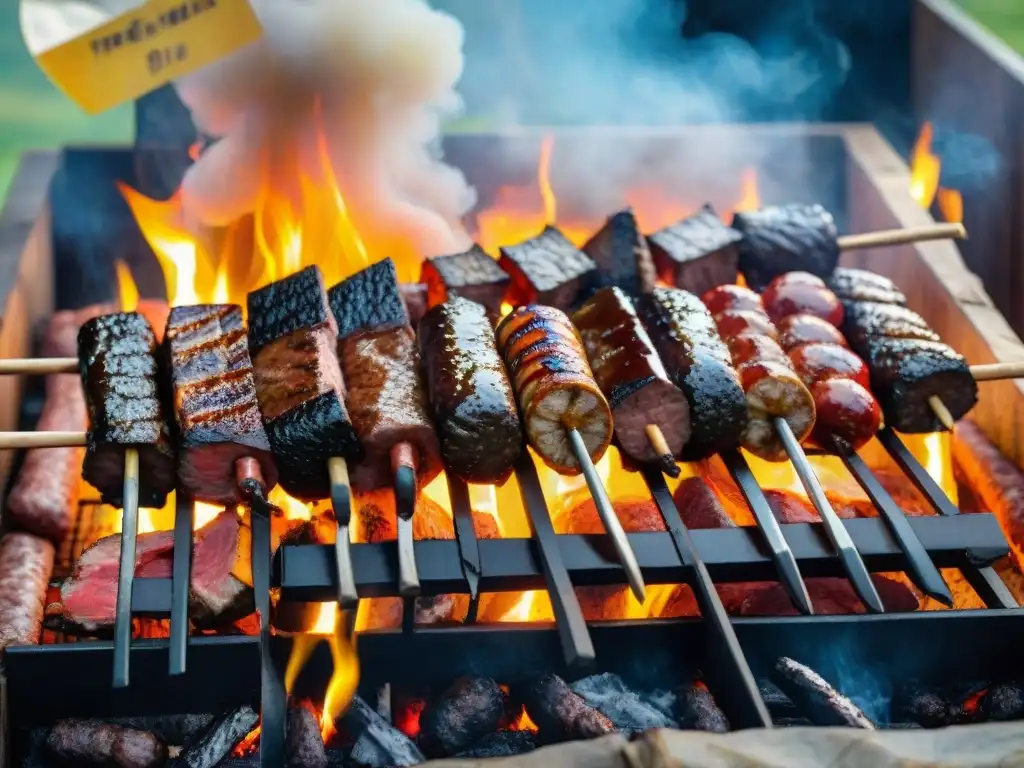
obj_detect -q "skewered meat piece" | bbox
[809,378,882,450]
[498,225,596,310]
[736,360,816,461]
[418,297,523,484]
[647,204,743,296]
[727,334,789,368]
[329,258,442,491]
[701,284,763,317]
[637,287,748,460]
[496,304,612,473]
[828,266,907,305]
[165,304,278,504]
[713,309,778,343]
[777,313,848,351]
[841,301,940,348]
[0,532,53,648]
[572,286,691,466]
[733,204,840,290]
[79,312,175,507]
[247,266,362,500]
[788,343,870,390]
[581,208,657,298]
[761,272,844,327]
[420,244,509,315]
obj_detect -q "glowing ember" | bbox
[909,123,963,224]
[510,707,538,732]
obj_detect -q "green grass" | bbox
[956,0,1024,51]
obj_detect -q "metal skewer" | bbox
[391,443,421,597]
[168,489,193,676]
[773,418,885,613]
[446,474,482,601]
[112,447,140,688]
[328,457,359,608]
[566,427,646,602]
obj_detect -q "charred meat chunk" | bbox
[647,204,743,296]
[516,673,615,743]
[498,225,596,310]
[328,257,412,340]
[247,266,362,500]
[418,297,523,484]
[78,312,175,507]
[581,208,657,298]
[165,304,278,504]
[637,287,748,461]
[421,245,510,315]
[733,204,840,290]
[828,267,907,305]
[419,677,507,757]
[841,301,940,348]
[573,286,691,465]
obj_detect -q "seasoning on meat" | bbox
[733,204,840,290]
[247,266,362,500]
[0,532,53,648]
[78,312,175,507]
[498,225,596,310]
[420,244,510,315]
[495,304,612,473]
[637,287,748,461]
[581,208,657,298]
[165,304,278,505]
[418,297,523,484]
[828,266,907,305]
[573,287,691,469]
[647,204,743,297]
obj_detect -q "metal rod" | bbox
[836,439,953,606]
[721,450,813,615]
[878,427,1018,609]
[566,428,646,602]
[514,452,595,670]
[112,447,140,689]
[328,457,358,608]
[252,508,286,767]
[168,489,193,676]
[642,468,772,727]
[446,475,482,599]
[773,418,885,613]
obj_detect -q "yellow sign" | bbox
[21,0,263,114]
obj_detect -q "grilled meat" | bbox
[247,266,362,500]
[46,720,168,768]
[762,272,844,327]
[736,360,817,461]
[777,313,848,351]
[418,297,522,484]
[808,378,882,450]
[828,266,907,305]
[637,287,747,460]
[573,287,690,466]
[421,244,510,315]
[647,204,743,296]
[496,304,612,473]
[78,312,175,507]
[581,208,657,298]
[733,204,840,289]
[713,309,779,343]
[727,334,790,369]
[702,284,764,317]
[788,343,870,390]
[842,301,940,348]
[772,656,876,729]
[165,304,278,504]
[419,677,507,758]
[498,225,596,310]
[330,259,442,491]
[0,532,53,648]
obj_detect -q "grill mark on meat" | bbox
[251,326,344,421]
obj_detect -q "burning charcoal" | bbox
[287,705,327,768]
[581,208,657,298]
[979,683,1024,722]
[515,674,615,744]
[419,677,506,757]
[733,204,840,290]
[758,680,800,721]
[421,245,510,315]
[571,673,677,732]
[893,683,951,729]
[647,204,743,297]
[46,719,168,768]
[455,730,538,759]
[176,705,259,768]
[772,657,876,729]
[345,696,425,767]
[110,715,214,746]
[498,225,596,310]
[674,684,730,733]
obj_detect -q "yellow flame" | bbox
[115,260,139,312]
[909,123,963,225]
[538,135,557,225]
[733,167,761,213]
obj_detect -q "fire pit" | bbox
[2,123,1024,768]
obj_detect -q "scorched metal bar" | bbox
[168,488,193,675]
[642,467,772,728]
[878,427,1018,609]
[113,448,141,688]
[836,439,953,606]
[251,510,286,766]
[447,474,481,599]
[721,449,813,614]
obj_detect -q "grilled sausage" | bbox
[762,272,844,327]
[0,532,53,648]
[777,313,848,351]
[418,297,523,484]
[809,378,882,450]
[166,304,278,504]
[727,334,789,369]
[572,286,691,465]
[733,204,840,289]
[701,284,764,316]
[496,305,612,473]
[736,360,816,461]
[788,343,871,390]
[713,309,778,343]
[79,312,175,507]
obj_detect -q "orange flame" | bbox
[910,123,963,224]
[114,260,139,312]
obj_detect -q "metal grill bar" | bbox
[447,475,481,600]
[251,510,286,767]
[168,490,192,675]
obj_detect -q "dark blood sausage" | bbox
[78,312,175,507]
[247,266,362,500]
[788,343,870,390]
[165,304,278,504]
[828,266,907,306]
[777,313,848,351]
[495,305,612,474]
[809,378,882,450]
[329,258,442,491]
[581,208,657,298]
[701,284,764,317]
[516,673,614,743]
[420,244,510,315]
[636,287,748,461]
[733,204,840,290]
[572,286,691,465]
[0,532,53,648]
[841,301,940,349]
[647,204,744,296]
[498,225,596,310]
[46,719,168,768]
[761,271,844,327]
[417,297,523,484]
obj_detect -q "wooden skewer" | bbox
[391,442,421,598]
[836,222,966,251]
[928,395,957,431]
[969,362,1024,382]
[112,447,140,688]
[328,456,359,608]
[644,424,681,478]
[0,357,76,375]
[0,431,87,448]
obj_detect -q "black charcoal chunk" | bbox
[110,714,214,746]
[455,730,538,758]
[773,657,876,730]
[45,719,168,768]
[758,680,800,721]
[177,705,259,768]
[674,684,730,733]
[979,683,1024,722]
[893,683,951,729]
[286,706,327,768]
[344,696,424,767]
[419,677,506,757]
[514,674,615,744]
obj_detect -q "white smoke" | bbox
[173,0,476,263]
